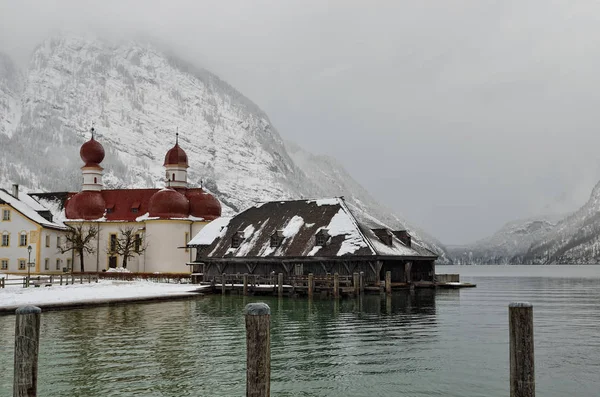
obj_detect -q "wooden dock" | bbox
[197,272,475,298]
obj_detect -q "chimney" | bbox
[12,184,18,199]
[394,230,411,248]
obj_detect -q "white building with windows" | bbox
[0,186,71,275]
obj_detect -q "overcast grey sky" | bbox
[2,0,600,245]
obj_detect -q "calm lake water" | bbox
[1,265,599,396]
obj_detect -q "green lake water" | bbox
[1,265,599,396]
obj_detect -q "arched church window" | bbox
[94,177,97,183]
[172,173,175,181]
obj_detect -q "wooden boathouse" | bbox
[187,198,441,293]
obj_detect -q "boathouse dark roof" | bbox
[188,198,438,260]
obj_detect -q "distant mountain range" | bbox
[0,35,451,263]
[452,180,600,265]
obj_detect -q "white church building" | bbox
[1,128,221,275]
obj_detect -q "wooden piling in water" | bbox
[353,272,359,295]
[13,306,41,397]
[385,271,391,295]
[509,302,535,397]
[277,273,283,297]
[221,273,226,295]
[244,303,271,397]
[307,273,314,298]
[243,274,249,296]
[333,273,339,298]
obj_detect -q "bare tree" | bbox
[114,226,146,269]
[59,224,99,273]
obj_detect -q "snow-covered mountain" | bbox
[449,215,561,265]
[452,181,600,265]
[0,36,449,262]
[519,182,600,264]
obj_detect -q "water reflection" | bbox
[1,269,599,397]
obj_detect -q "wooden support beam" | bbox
[243,273,249,296]
[333,273,339,298]
[359,271,365,293]
[277,273,283,297]
[385,271,391,295]
[308,273,314,298]
[221,273,226,295]
[353,272,359,295]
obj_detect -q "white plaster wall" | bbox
[144,220,192,273]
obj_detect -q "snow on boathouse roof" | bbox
[0,189,66,230]
[190,197,438,260]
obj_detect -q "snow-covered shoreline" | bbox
[0,279,209,314]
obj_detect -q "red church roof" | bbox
[64,188,221,221]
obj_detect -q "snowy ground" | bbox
[0,276,210,313]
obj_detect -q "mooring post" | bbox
[509,302,535,397]
[359,271,365,294]
[243,273,249,296]
[13,306,41,397]
[353,272,359,295]
[385,271,392,295]
[333,273,339,298]
[277,273,283,297]
[307,273,314,298]
[221,273,226,295]
[71,275,75,285]
[244,303,271,397]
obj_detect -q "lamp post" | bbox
[27,245,32,287]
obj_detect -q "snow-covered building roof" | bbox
[0,188,66,230]
[189,197,438,260]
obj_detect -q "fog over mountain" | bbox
[4,1,600,245]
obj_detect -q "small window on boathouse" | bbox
[232,231,245,248]
[315,229,330,247]
[270,230,284,247]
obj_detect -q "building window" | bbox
[45,234,50,247]
[184,232,189,252]
[44,258,49,271]
[2,209,10,221]
[94,177,97,184]
[315,229,329,247]
[1,232,9,247]
[19,259,26,270]
[56,259,61,270]
[231,231,244,248]
[56,236,61,248]
[172,173,175,181]
[67,258,72,270]
[109,234,117,253]
[1,259,7,270]
[19,232,27,247]
[270,231,284,247]
[294,264,303,276]
[134,234,141,253]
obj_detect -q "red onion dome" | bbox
[164,144,188,167]
[80,137,105,166]
[148,188,190,218]
[65,191,106,220]
[186,190,222,220]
